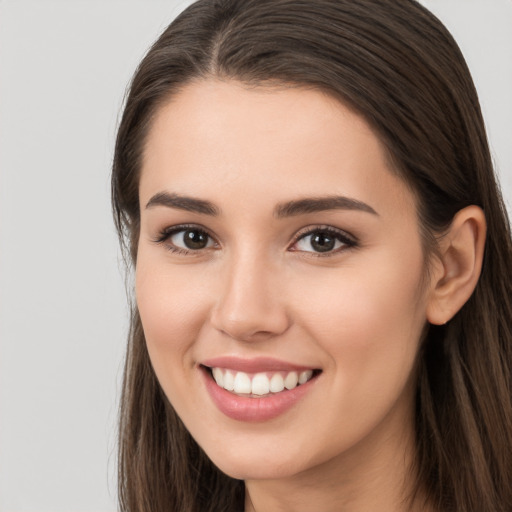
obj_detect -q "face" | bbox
[136,80,432,481]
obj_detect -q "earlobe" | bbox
[426,206,487,325]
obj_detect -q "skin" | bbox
[135,79,483,511]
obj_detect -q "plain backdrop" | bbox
[0,1,510,511]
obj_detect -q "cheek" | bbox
[135,259,217,419]
[293,246,427,390]
[135,259,212,363]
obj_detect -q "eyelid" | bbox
[289,225,358,256]
[152,223,219,254]
[151,223,357,257]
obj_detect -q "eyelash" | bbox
[291,226,357,256]
[153,224,216,256]
[153,224,358,257]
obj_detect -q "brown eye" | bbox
[309,232,336,252]
[292,228,355,254]
[183,229,209,249]
[169,228,215,251]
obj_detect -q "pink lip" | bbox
[201,356,314,373]
[200,364,320,422]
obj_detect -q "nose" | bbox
[210,251,291,342]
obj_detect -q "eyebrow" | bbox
[274,196,378,218]
[145,192,220,215]
[145,192,378,217]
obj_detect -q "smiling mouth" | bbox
[202,366,321,397]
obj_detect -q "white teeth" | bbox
[284,371,298,390]
[251,373,270,396]
[269,373,285,393]
[299,370,313,385]
[233,372,252,394]
[212,367,224,387]
[223,370,235,391]
[212,367,315,395]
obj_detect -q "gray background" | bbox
[0,1,510,511]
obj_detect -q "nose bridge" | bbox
[211,244,289,341]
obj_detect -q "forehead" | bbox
[139,79,415,217]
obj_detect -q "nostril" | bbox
[209,285,291,341]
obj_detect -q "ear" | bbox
[426,205,487,325]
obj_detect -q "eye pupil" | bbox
[311,232,335,252]
[184,229,209,249]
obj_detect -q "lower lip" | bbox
[201,367,318,422]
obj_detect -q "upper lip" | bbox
[200,356,318,373]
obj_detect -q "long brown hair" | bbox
[112,1,512,510]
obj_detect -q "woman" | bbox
[112,0,512,510]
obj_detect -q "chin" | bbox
[213,456,300,481]
[199,439,317,481]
